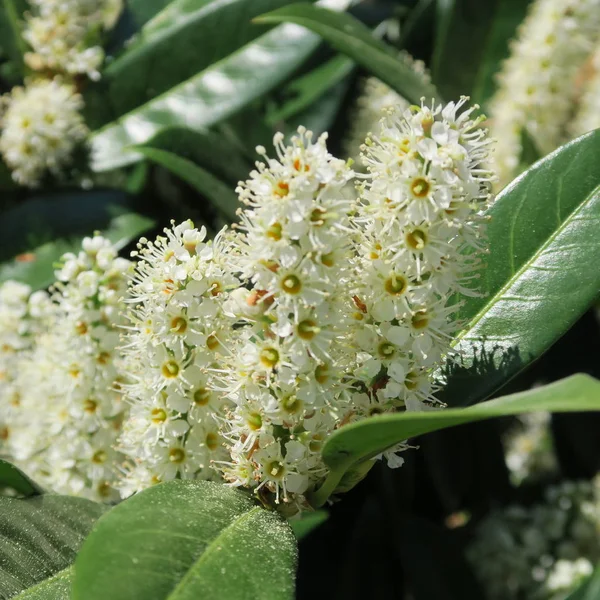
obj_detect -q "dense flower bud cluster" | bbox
[351,99,493,427]
[23,0,122,80]
[0,79,87,187]
[117,222,238,497]
[468,477,600,600]
[489,0,600,187]
[7,236,132,501]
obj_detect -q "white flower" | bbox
[571,44,600,137]
[23,0,123,80]
[0,79,87,187]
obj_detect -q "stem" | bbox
[306,467,346,509]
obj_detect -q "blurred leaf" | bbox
[310,375,600,507]
[442,130,600,406]
[255,3,439,103]
[518,127,542,172]
[91,0,353,172]
[140,127,251,184]
[73,480,297,600]
[121,0,173,28]
[0,494,108,598]
[268,54,354,124]
[0,0,27,82]
[290,510,328,539]
[136,146,240,220]
[102,0,315,119]
[471,0,533,105]
[431,0,501,101]
[565,567,600,600]
[0,459,45,497]
[0,192,154,289]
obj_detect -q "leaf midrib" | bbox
[166,506,261,599]
[455,181,600,343]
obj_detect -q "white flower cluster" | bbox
[117,222,238,498]
[344,54,430,166]
[6,236,132,502]
[0,79,88,187]
[0,281,54,452]
[23,0,122,80]
[489,0,600,187]
[503,411,558,486]
[351,99,493,420]
[468,477,600,600]
[571,45,600,137]
[218,128,357,509]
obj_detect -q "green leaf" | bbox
[290,510,328,540]
[73,480,298,600]
[565,567,600,600]
[0,459,44,497]
[136,146,240,220]
[267,54,354,125]
[122,0,173,29]
[90,1,352,172]
[0,192,154,289]
[0,494,108,598]
[309,374,600,507]
[103,0,313,120]
[442,130,600,407]
[13,568,73,600]
[127,127,251,185]
[0,0,28,81]
[470,0,533,105]
[254,3,439,104]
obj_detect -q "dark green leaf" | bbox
[73,480,297,600]
[471,0,533,105]
[443,130,600,406]
[0,459,44,498]
[0,495,108,598]
[254,3,439,104]
[310,375,600,507]
[564,567,600,600]
[136,147,240,220]
[13,568,73,599]
[121,0,173,29]
[290,510,328,540]
[103,0,313,119]
[267,54,354,124]
[130,127,251,185]
[431,0,503,100]
[90,15,333,171]
[0,192,154,289]
[0,0,28,82]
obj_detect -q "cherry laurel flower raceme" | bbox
[9,236,133,502]
[23,0,123,80]
[0,79,87,187]
[571,45,600,138]
[351,99,494,440]
[489,0,600,187]
[117,221,239,498]
[217,128,357,510]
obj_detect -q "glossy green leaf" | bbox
[0,192,154,289]
[290,510,328,540]
[0,459,44,497]
[0,494,108,598]
[90,10,338,170]
[309,374,600,507]
[564,567,600,600]
[442,130,600,407]
[254,3,439,104]
[129,127,251,185]
[120,0,173,29]
[267,54,354,125]
[73,480,297,600]
[136,146,240,219]
[13,568,73,599]
[103,0,312,119]
[0,0,27,81]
